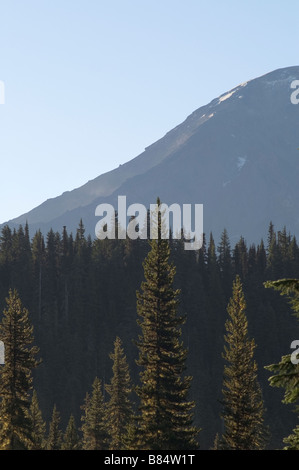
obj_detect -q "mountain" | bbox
[5,65,299,244]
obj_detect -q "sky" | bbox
[0,0,298,223]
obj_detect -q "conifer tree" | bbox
[283,424,299,450]
[122,415,139,450]
[233,237,248,278]
[256,239,267,276]
[207,232,224,314]
[0,225,13,292]
[28,390,46,450]
[264,278,299,450]
[0,289,40,450]
[47,405,62,450]
[266,222,281,278]
[81,377,109,450]
[31,229,45,321]
[11,225,33,306]
[61,414,80,450]
[105,337,133,450]
[211,432,222,450]
[217,228,233,301]
[135,200,198,450]
[221,275,268,450]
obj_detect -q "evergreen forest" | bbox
[0,217,298,450]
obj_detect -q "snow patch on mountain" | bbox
[217,82,248,105]
[237,156,247,170]
[219,91,235,103]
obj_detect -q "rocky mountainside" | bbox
[5,66,299,244]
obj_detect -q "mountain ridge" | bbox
[4,65,299,245]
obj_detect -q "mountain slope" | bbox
[5,65,299,244]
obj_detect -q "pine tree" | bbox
[207,232,224,317]
[0,289,40,450]
[105,337,133,450]
[11,225,33,306]
[81,377,109,450]
[266,222,281,278]
[0,225,13,292]
[122,415,139,450]
[217,228,233,301]
[221,275,268,450]
[211,432,222,450]
[264,278,299,449]
[31,229,45,321]
[233,237,248,279]
[283,424,299,450]
[44,229,61,332]
[28,390,46,450]
[47,405,62,450]
[61,226,72,322]
[61,414,80,450]
[135,200,198,450]
[256,239,267,276]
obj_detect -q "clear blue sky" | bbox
[0,0,298,223]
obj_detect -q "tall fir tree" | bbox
[0,289,40,450]
[0,225,13,293]
[135,200,198,450]
[221,275,268,450]
[217,228,233,302]
[46,405,62,450]
[283,424,299,450]
[266,222,281,279]
[28,390,46,450]
[233,237,248,279]
[105,337,133,450]
[31,229,45,321]
[264,278,299,450]
[81,377,109,450]
[61,414,80,450]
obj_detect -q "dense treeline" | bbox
[0,220,298,449]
